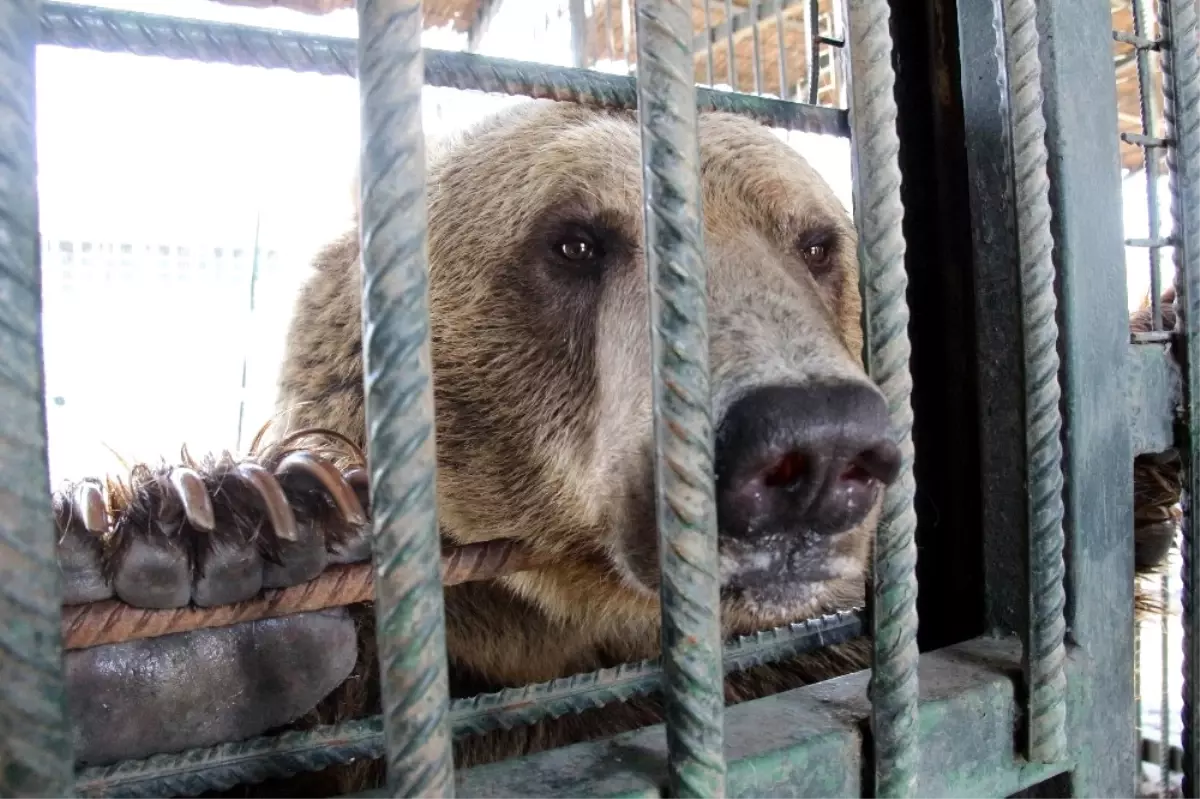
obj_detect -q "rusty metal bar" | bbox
[634,0,727,794]
[0,1,75,795]
[356,0,455,794]
[1161,0,1200,790]
[842,0,920,794]
[998,0,1069,766]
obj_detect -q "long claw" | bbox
[275,452,368,527]
[168,467,216,532]
[233,461,301,542]
[74,481,109,535]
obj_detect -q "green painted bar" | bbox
[633,0,727,794]
[356,0,456,794]
[442,637,1070,799]
[0,1,75,795]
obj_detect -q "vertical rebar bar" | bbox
[1162,0,1200,791]
[0,2,75,795]
[750,0,763,94]
[843,0,919,794]
[998,0,1068,766]
[806,0,819,105]
[634,0,727,795]
[622,0,632,71]
[606,0,616,64]
[1162,571,1172,796]
[702,0,714,85]
[724,0,736,88]
[356,0,455,795]
[774,0,788,99]
[1132,0,1165,330]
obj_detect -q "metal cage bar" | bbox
[1161,0,1200,790]
[1131,0,1166,331]
[842,0,920,795]
[998,0,1069,766]
[0,1,75,795]
[37,1,848,135]
[356,0,456,795]
[633,0,727,795]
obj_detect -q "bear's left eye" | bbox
[558,237,597,261]
[549,225,607,268]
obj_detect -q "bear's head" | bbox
[279,99,897,651]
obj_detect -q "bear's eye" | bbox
[558,237,597,261]
[796,230,836,274]
[549,225,607,270]
[802,244,827,263]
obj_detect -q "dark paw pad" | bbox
[67,608,359,765]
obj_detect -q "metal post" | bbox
[571,0,588,69]
[633,0,727,795]
[356,0,455,795]
[842,0,920,795]
[1161,0,1200,791]
[0,1,75,795]
[997,0,1069,766]
[1037,0,1135,792]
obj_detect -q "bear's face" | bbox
[424,101,897,637]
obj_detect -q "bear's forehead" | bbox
[429,101,847,235]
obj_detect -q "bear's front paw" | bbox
[53,449,373,610]
[66,608,359,765]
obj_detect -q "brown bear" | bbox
[58,99,1178,796]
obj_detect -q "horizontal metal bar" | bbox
[1142,737,1185,773]
[1124,131,1171,148]
[450,637,1071,798]
[74,719,386,798]
[1127,236,1174,248]
[1128,343,1184,455]
[37,1,849,135]
[1113,29,1162,51]
[1134,330,1176,344]
[74,611,864,797]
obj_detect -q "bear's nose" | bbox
[714,382,901,541]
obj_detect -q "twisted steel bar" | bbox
[0,2,75,795]
[357,0,454,794]
[75,718,386,799]
[76,610,865,798]
[1000,0,1068,765]
[843,0,919,795]
[452,608,864,738]
[1161,0,1200,791]
[37,1,849,136]
[634,0,726,794]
